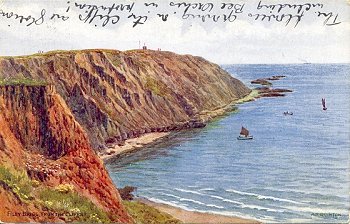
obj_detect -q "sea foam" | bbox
[226,189,303,204]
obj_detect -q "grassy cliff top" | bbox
[0,48,192,60]
[0,78,48,86]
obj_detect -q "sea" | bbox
[106,64,350,223]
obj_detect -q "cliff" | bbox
[0,49,251,151]
[0,85,131,223]
[0,49,250,222]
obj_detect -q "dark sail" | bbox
[322,98,326,108]
[240,126,249,137]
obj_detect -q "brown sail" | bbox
[240,126,249,137]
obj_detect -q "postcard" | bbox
[0,0,349,223]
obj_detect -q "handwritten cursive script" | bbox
[0,1,344,28]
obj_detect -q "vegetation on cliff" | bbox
[0,77,47,86]
[123,200,181,224]
[0,166,34,202]
[0,165,113,223]
[0,165,181,223]
[38,186,112,223]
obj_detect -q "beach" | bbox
[100,132,170,161]
[138,198,260,224]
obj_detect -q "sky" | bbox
[0,0,349,64]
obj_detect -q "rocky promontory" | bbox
[251,75,292,98]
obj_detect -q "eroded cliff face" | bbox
[0,50,251,150]
[0,50,250,222]
[0,85,131,223]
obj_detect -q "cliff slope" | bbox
[0,85,131,223]
[0,49,251,150]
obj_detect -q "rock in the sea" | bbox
[118,186,137,201]
[251,79,272,86]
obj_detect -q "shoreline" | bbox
[137,198,261,224]
[100,90,258,162]
[100,132,170,161]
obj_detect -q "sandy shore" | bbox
[100,91,258,162]
[100,132,170,161]
[138,198,260,224]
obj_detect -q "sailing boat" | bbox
[283,111,293,115]
[237,126,253,140]
[322,98,327,110]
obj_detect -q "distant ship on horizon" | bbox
[299,58,311,64]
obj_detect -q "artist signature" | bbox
[311,212,342,219]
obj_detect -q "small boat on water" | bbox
[237,126,253,140]
[322,98,327,110]
[283,111,293,115]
